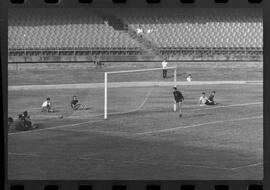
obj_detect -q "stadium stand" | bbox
[8,8,263,61]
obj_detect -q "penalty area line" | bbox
[136,115,263,135]
[8,101,262,136]
[190,102,262,111]
[8,88,154,136]
[230,162,263,170]
[8,152,39,157]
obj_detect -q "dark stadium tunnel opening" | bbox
[214,185,229,190]
[78,185,93,190]
[44,185,59,190]
[214,0,229,3]
[146,0,161,3]
[10,185,25,190]
[249,0,262,3]
[112,185,127,190]
[78,0,93,3]
[180,0,195,3]
[180,185,195,190]
[146,185,161,190]
[248,184,263,190]
[112,0,127,3]
[10,0,25,3]
[44,0,60,4]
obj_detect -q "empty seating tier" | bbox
[8,8,262,52]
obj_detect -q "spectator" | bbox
[162,58,168,79]
[136,25,143,37]
[146,29,153,34]
[95,58,104,69]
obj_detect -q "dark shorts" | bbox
[205,101,215,105]
[15,120,32,131]
[72,103,82,110]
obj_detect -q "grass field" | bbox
[8,61,263,180]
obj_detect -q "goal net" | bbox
[104,66,177,119]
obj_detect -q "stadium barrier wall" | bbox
[8,61,263,71]
[8,54,263,63]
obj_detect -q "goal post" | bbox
[104,66,177,119]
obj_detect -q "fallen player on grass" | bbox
[206,91,217,105]
[15,111,38,131]
[70,96,87,110]
[199,91,217,106]
[41,97,54,112]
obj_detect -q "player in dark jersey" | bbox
[205,91,217,105]
[173,87,184,117]
[15,111,37,131]
[71,96,86,110]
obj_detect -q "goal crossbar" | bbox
[104,66,177,119]
[106,66,177,74]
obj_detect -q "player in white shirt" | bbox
[186,74,192,82]
[42,97,54,112]
[136,25,143,37]
[161,59,168,79]
[146,29,153,34]
[199,92,210,106]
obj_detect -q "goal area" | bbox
[104,66,177,119]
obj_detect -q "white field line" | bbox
[54,114,263,137]
[8,102,262,136]
[44,87,154,120]
[76,157,242,171]
[57,128,131,136]
[8,152,39,157]
[230,162,263,170]
[190,102,263,111]
[8,106,68,111]
[8,88,154,136]
[8,118,104,136]
[8,80,263,91]
[8,100,263,114]
[7,151,262,171]
[136,115,263,135]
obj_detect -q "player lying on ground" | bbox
[14,111,38,131]
[207,91,217,105]
[71,96,87,110]
[173,87,184,117]
[199,91,217,106]
[41,97,54,112]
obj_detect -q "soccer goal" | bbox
[104,66,177,119]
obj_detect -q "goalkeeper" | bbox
[71,96,87,110]
[173,87,184,117]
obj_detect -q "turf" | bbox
[8,82,263,180]
[8,61,262,85]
